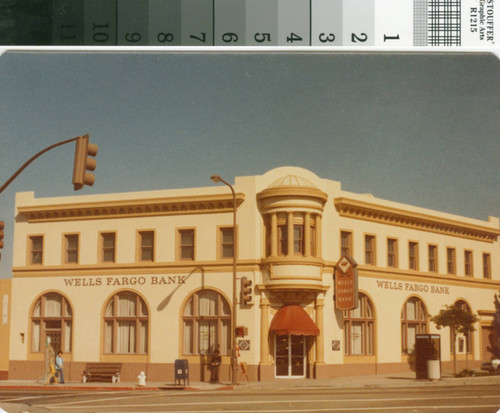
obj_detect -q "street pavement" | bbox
[0,370,499,392]
[0,371,499,413]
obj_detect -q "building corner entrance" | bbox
[275,334,306,377]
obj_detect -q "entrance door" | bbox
[275,335,305,377]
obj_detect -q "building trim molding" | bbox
[334,197,500,243]
[17,193,246,223]
[11,260,260,277]
[357,265,500,289]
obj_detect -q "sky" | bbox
[0,50,499,278]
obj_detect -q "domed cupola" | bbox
[257,175,327,215]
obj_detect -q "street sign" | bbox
[335,256,359,311]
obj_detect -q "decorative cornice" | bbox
[257,186,328,203]
[334,197,500,243]
[478,310,496,317]
[17,193,245,223]
[261,256,325,267]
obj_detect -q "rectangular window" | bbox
[293,225,303,255]
[464,250,473,277]
[364,235,376,265]
[64,234,79,264]
[446,248,456,275]
[101,233,116,263]
[139,231,154,262]
[387,238,398,268]
[409,242,418,270]
[278,225,288,256]
[220,227,234,259]
[30,236,43,265]
[428,245,438,273]
[340,231,352,257]
[179,229,195,260]
[483,253,491,279]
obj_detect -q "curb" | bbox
[0,384,236,392]
[0,385,161,391]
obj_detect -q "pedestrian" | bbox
[210,349,221,383]
[55,351,65,384]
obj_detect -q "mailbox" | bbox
[174,359,189,386]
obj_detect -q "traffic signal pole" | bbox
[0,134,97,261]
[1,136,77,193]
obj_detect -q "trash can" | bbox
[174,359,189,386]
[415,334,441,380]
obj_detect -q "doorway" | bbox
[275,335,305,377]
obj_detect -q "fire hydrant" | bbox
[138,371,146,387]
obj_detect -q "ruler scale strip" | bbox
[0,0,496,47]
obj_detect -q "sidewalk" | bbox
[1,371,499,392]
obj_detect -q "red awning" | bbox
[269,304,320,336]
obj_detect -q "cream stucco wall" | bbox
[8,167,500,380]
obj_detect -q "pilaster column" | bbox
[315,214,322,258]
[315,299,325,364]
[260,297,270,364]
[304,213,311,257]
[287,212,294,256]
[270,213,277,257]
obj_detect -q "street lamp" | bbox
[210,174,238,385]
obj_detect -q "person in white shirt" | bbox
[55,351,65,384]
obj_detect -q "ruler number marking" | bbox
[125,32,142,43]
[190,33,207,43]
[351,32,368,43]
[319,33,335,43]
[92,23,109,43]
[254,33,271,43]
[157,33,174,43]
[60,24,77,41]
[287,33,303,43]
[383,34,400,42]
[222,33,238,43]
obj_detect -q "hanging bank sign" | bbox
[335,256,359,311]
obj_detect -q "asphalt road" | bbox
[0,384,499,413]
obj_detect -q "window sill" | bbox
[343,355,376,364]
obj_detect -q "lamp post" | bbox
[210,174,238,385]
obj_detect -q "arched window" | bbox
[343,293,375,355]
[104,291,148,354]
[401,297,428,354]
[453,300,473,355]
[182,289,231,355]
[31,293,72,353]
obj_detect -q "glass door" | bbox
[275,335,305,377]
[291,335,305,376]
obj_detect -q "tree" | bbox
[429,303,479,375]
[487,291,500,359]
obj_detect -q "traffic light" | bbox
[240,276,252,305]
[0,221,4,261]
[72,134,98,191]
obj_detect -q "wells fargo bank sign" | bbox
[63,275,187,287]
[335,256,359,311]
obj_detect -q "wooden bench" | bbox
[82,363,121,383]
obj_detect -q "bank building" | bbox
[5,166,500,382]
